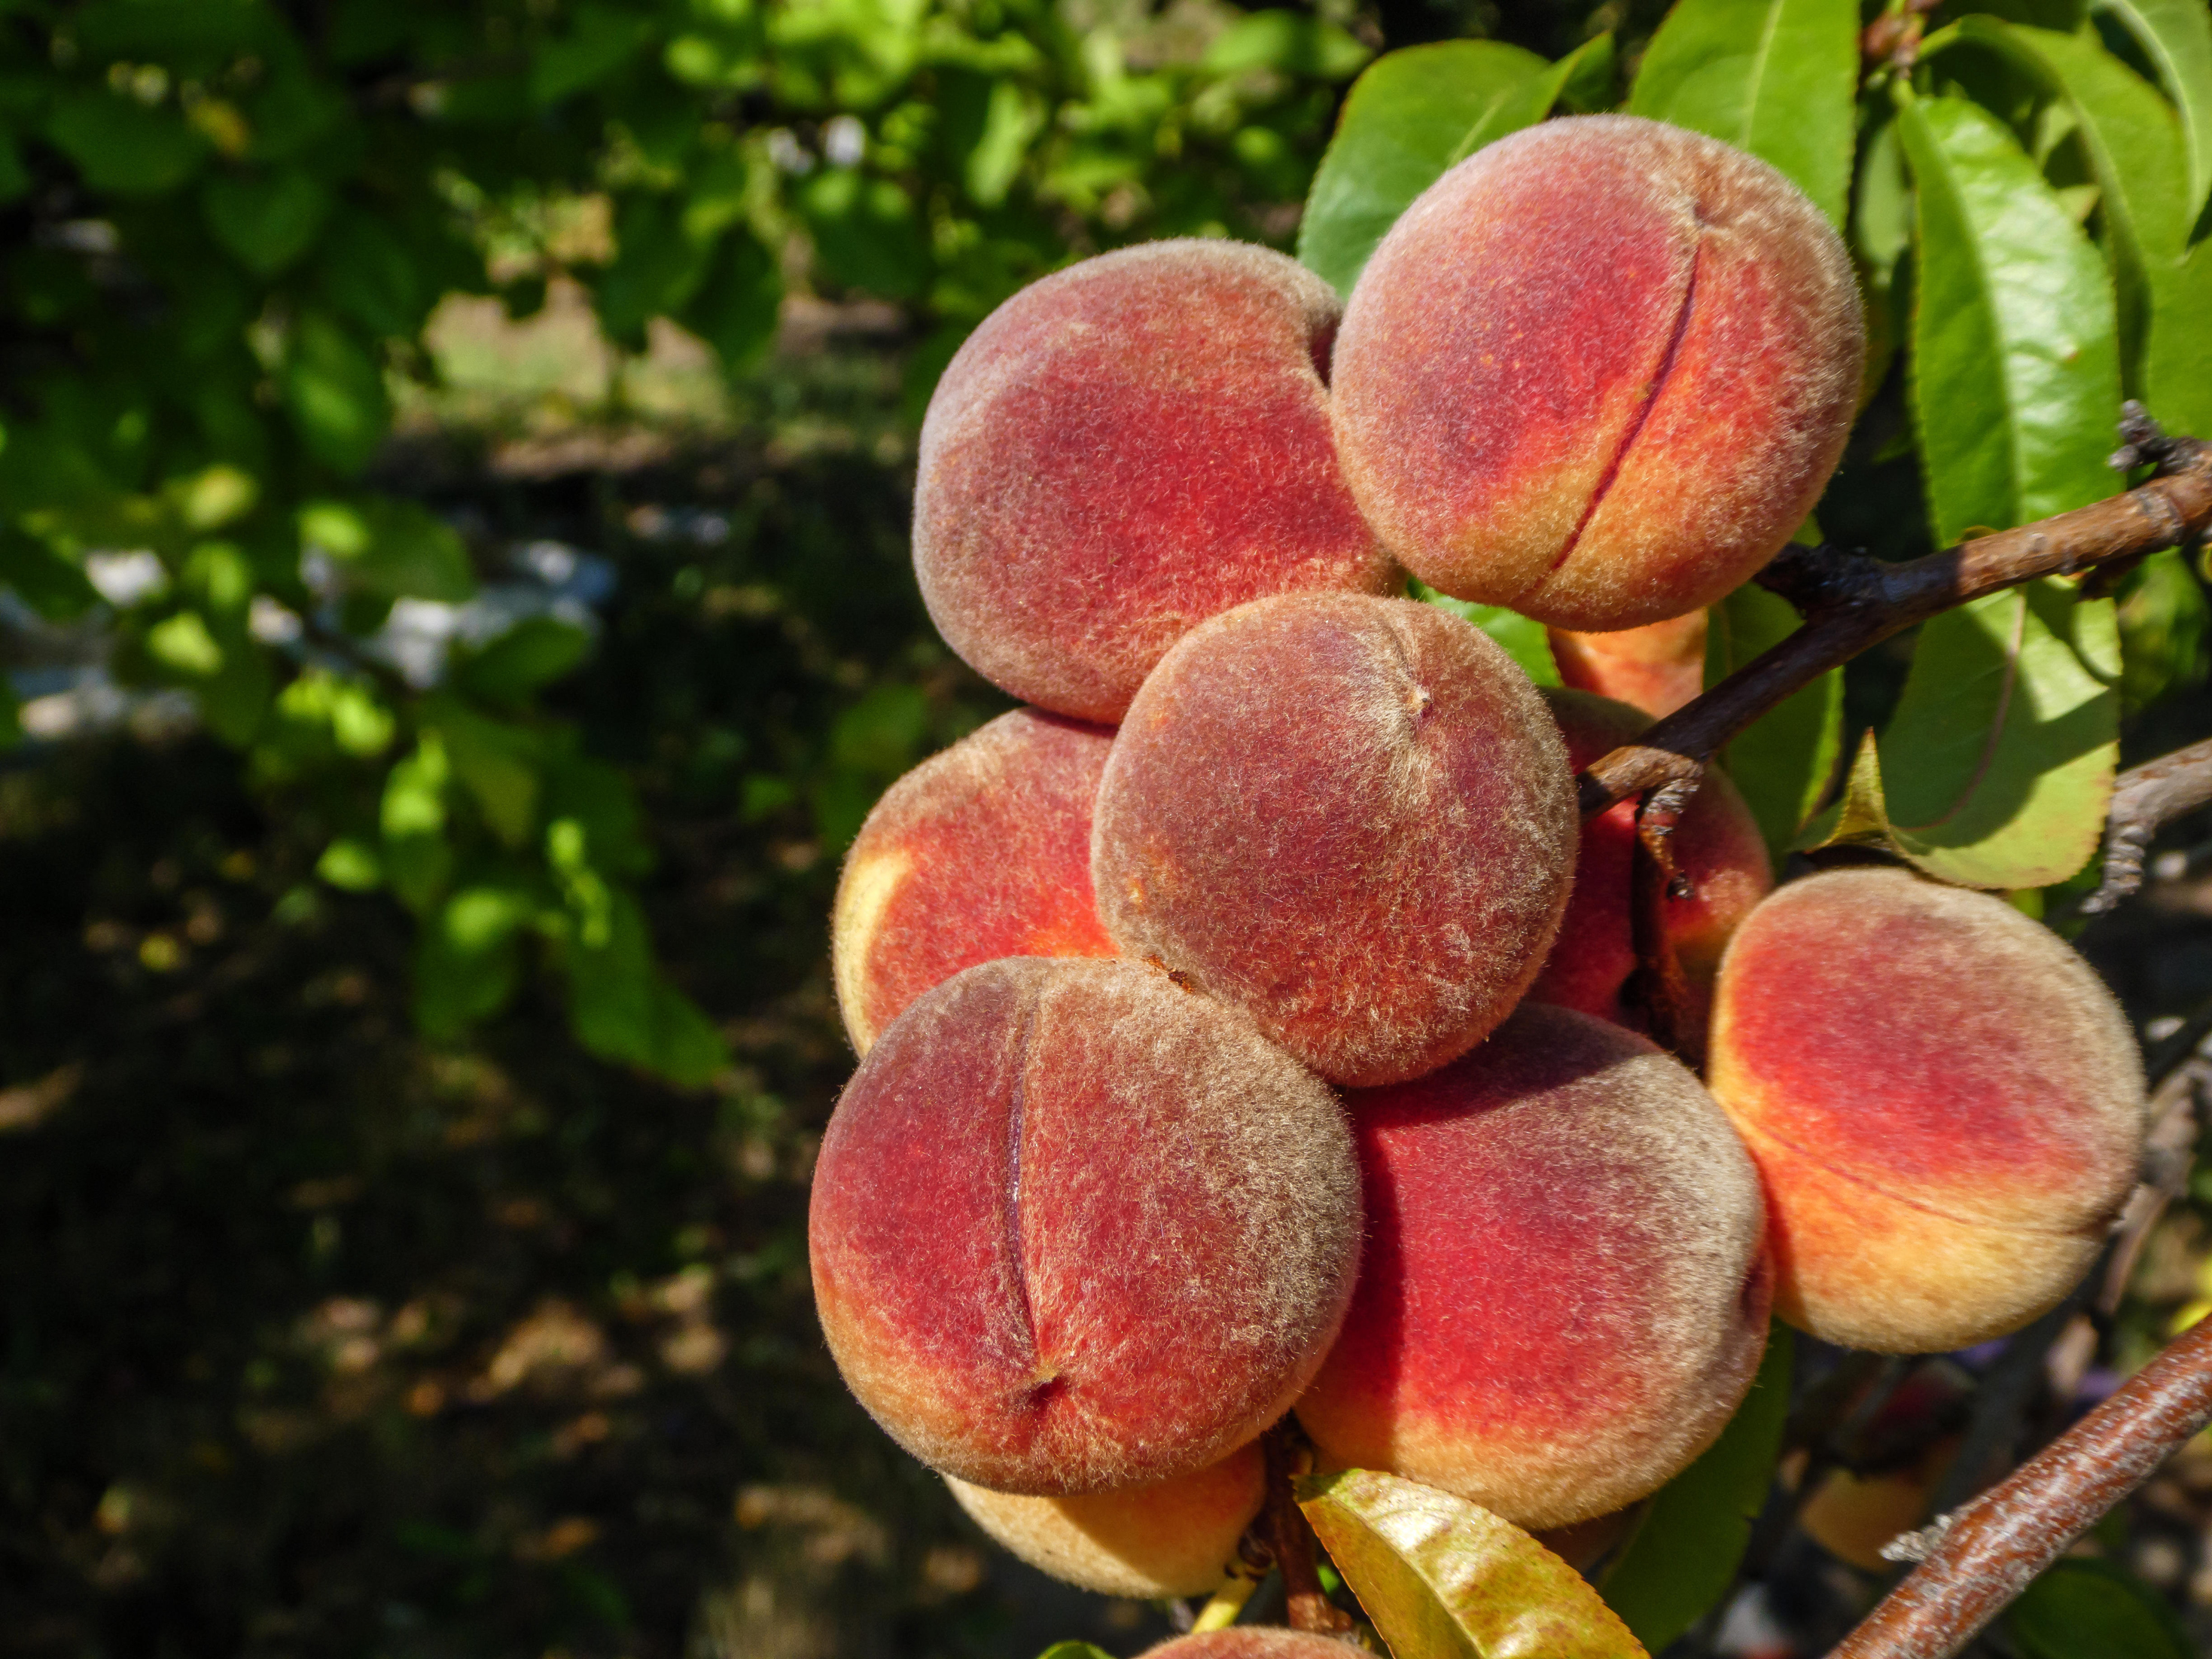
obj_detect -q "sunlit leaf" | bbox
[1626,0,1860,226]
[1300,1468,1647,1659]
[1297,38,1601,298]
[1802,581,2119,889]
[1414,581,1559,685]
[1895,90,2123,547]
[2095,0,2212,222]
[1600,1329,1790,1652]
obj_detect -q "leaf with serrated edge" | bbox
[1599,1330,1791,1653]
[1300,1468,1647,1659]
[1627,0,1860,227]
[1298,37,1608,298]
[1895,90,2122,548]
[2096,0,2212,222]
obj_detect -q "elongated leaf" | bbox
[1626,0,1859,226]
[1945,20,2189,391]
[1298,38,1605,298]
[1600,1329,1791,1653]
[2097,0,2212,221]
[1705,584,1842,862]
[1896,91,2123,547]
[2006,1559,2193,1659]
[1803,581,2119,889]
[1299,1468,1647,1659]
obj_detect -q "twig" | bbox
[1260,1422,1353,1636]
[1578,407,2212,822]
[1828,1312,2212,1659]
[2078,738,2212,914]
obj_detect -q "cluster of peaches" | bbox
[806,116,2150,1606]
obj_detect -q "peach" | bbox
[1549,609,1709,718]
[809,956,1361,1496]
[832,708,1118,1052]
[1141,1634,1352,1659]
[1294,1005,1772,1529]
[1330,115,1863,631]
[1092,593,1577,1087]
[1525,688,1772,1034]
[1708,868,2146,1354]
[914,239,1397,723]
[947,1441,1263,1597]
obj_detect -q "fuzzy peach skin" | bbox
[810,957,1361,1496]
[913,239,1397,724]
[1142,1633,1354,1659]
[1526,688,1772,1033]
[1549,609,1709,718]
[947,1441,1262,1597]
[1708,867,2146,1355]
[1092,593,1577,1087]
[1295,1005,1772,1529]
[1331,116,1863,631]
[833,708,1117,1052]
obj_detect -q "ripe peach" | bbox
[1549,609,1709,718]
[833,708,1117,1052]
[1294,1005,1772,1529]
[810,957,1361,1496]
[947,1441,1263,1597]
[1525,688,1772,1034]
[1141,1634,1352,1659]
[1708,868,2146,1354]
[915,239,1397,723]
[1330,115,1863,631]
[1092,593,1577,1088]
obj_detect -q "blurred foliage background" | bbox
[4,0,2212,1654]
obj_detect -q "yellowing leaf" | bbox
[1299,1469,1647,1659]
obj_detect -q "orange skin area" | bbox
[1093,594,1577,1088]
[810,958,1360,1496]
[916,239,1396,722]
[948,1441,1263,1597]
[1708,867,2145,1353]
[1332,116,1862,631]
[832,707,1117,1053]
[1526,689,1772,1034]
[1294,1006,1772,1529]
[1549,609,1708,718]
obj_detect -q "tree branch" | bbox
[2078,737,2212,914]
[1260,1420,1354,1636]
[1827,1311,2212,1659]
[1577,408,2212,822]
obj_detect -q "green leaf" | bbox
[1802,581,2119,889]
[1705,582,1843,861]
[426,695,542,850]
[1296,40,1563,300]
[1895,90,2123,547]
[2096,0,2212,222]
[414,886,534,1039]
[381,735,454,913]
[596,194,714,350]
[204,167,331,276]
[1202,11,1372,79]
[47,91,207,194]
[799,170,930,300]
[1414,581,1560,685]
[684,231,784,375]
[1299,1468,1647,1659]
[1600,1328,1791,1652]
[532,2,656,104]
[282,311,391,475]
[456,618,593,705]
[1626,0,1860,227]
[2007,1559,2192,1659]
[148,609,226,677]
[562,889,728,1087]
[2116,547,2210,711]
[1942,21,2190,395]
[1034,1645,1117,1659]
[316,836,383,892]
[0,529,99,621]
[300,497,475,603]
